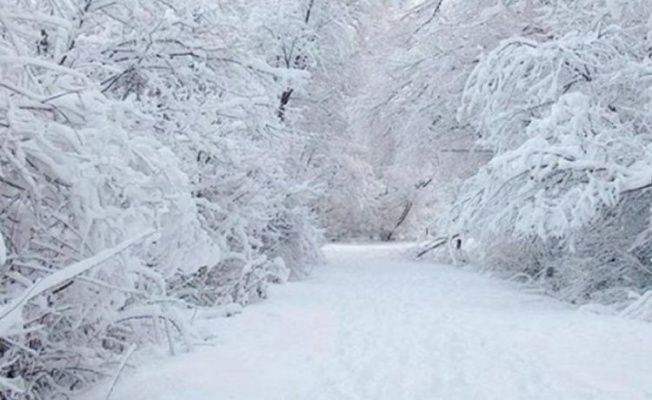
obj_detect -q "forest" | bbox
[1,0,652,398]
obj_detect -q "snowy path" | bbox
[81,244,652,400]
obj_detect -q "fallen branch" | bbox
[416,237,447,258]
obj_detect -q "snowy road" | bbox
[82,244,652,400]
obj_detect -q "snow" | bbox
[78,244,652,400]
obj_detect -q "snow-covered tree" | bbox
[0,0,361,397]
[0,12,217,399]
[450,0,652,302]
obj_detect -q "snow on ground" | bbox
[78,243,652,400]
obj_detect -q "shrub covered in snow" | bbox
[0,0,360,398]
[450,0,652,304]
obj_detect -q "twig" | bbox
[105,344,137,400]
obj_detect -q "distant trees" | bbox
[330,0,518,240]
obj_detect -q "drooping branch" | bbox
[0,230,157,333]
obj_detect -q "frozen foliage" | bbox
[450,0,652,304]
[0,0,359,398]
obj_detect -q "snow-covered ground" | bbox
[79,244,652,400]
